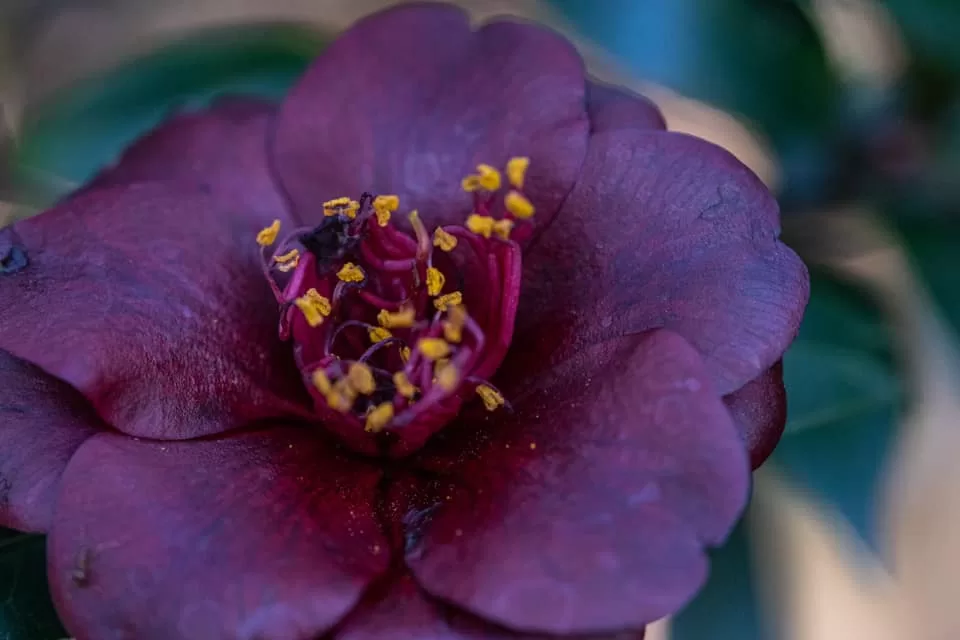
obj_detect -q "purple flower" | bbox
[0,5,808,639]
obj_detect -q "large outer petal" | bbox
[724,363,787,468]
[586,81,666,133]
[513,130,808,397]
[272,3,589,232]
[85,98,289,222]
[0,184,310,440]
[405,330,749,635]
[48,427,389,640]
[0,349,100,532]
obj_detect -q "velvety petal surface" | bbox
[404,329,749,635]
[49,427,389,640]
[513,129,808,400]
[724,363,787,468]
[0,184,309,440]
[586,81,666,133]
[0,349,101,532]
[86,98,289,222]
[272,3,589,233]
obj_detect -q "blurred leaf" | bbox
[0,531,66,640]
[883,0,960,76]
[548,0,840,207]
[895,218,960,336]
[12,22,327,204]
[775,272,901,547]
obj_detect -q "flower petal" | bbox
[272,3,589,232]
[724,362,786,468]
[334,571,644,640]
[49,427,389,640]
[405,329,749,635]
[86,98,288,223]
[0,349,100,532]
[514,130,808,397]
[586,81,666,133]
[0,184,309,440]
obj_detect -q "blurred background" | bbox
[1,1,958,638]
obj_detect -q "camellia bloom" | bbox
[0,4,808,640]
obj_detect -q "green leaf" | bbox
[13,22,328,204]
[883,0,960,75]
[546,0,840,207]
[0,531,66,640]
[894,218,960,338]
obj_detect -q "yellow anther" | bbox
[256,219,281,247]
[434,291,463,312]
[505,191,535,219]
[374,208,391,227]
[377,306,416,329]
[369,326,393,344]
[461,175,481,193]
[311,369,332,395]
[373,195,399,227]
[466,214,495,239]
[436,361,460,392]
[401,346,411,363]
[443,305,467,343]
[506,156,530,189]
[426,267,446,297]
[273,248,301,272]
[323,196,351,217]
[337,262,365,283]
[433,227,458,252]
[475,164,502,191]
[476,384,505,411]
[417,337,451,361]
[393,371,418,399]
[365,402,395,433]
[347,362,376,395]
[492,219,514,240]
[326,380,356,413]
[408,210,429,249]
[294,289,332,328]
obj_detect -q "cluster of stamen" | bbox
[257,157,532,445]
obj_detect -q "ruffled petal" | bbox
[0,184,309,440]
[0,349,100,532]
[272,3,589,233]
[723,362,786,468]
[586,81,666,133]
[86,98,289,223]
[48,427,388,640]
[513,129,808,399]
[405,330,749,635]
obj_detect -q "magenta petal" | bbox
[724,362,786,468]
[49,427,389,640]
[0,349,100,532]
[586,81,666,133]
[0,184,310,440]
[515,130,809,397]
[406,330,749,635]
[87,98,289,222]
[272,3,589,232]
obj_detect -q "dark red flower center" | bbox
[259,158,534,456]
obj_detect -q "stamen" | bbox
[369,326,393,343]
[506,156,530,189]
[256,219,281,246]
[417,338,451,361]
[401,346,411,363]
[273,248,301,272]
[324,197,360,219]
[373,195,399,227]
[337,262,366,283]
[505,191,535,219]
[365,402,394,433]
[393,371,418,399]
[347,363,376,395]
[327,379,357,412]
[433,227,458,252]
[443,305,467,343]
[294,289,332,328]
[434,291,463,311]
[408,211,430,258]
[378,306,416,329]
[426,267,446,296]
[312,369,333,395]
[492,219,514,240]
[475,164,502,191]
[466,214,495,239]
[461,175,481,193]
[476,384,505,411]
[436,362,460,392]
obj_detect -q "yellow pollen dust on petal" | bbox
[434,291,462,312]
[256,219,281,246]
[294,288,332,328]
[378,306,416,329]
[401,346,411,363]
[466,214,495,239]
[505,190,535,219]
[311,369,332,395]
[436,361,460,392]
[365,402,394,433]
[326,379,356,413]
[506,156,530,189]
[337,262,366,283]
[369,326,392,344]
[475,164,502,191]
[443,304,467,343]
[393,371,418,399]
[417,337,451,361]
[476,384,505,411]
[433,227,458,252]
[426,267,446,297]
[492,219,514,240]
[347,362,376,395]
